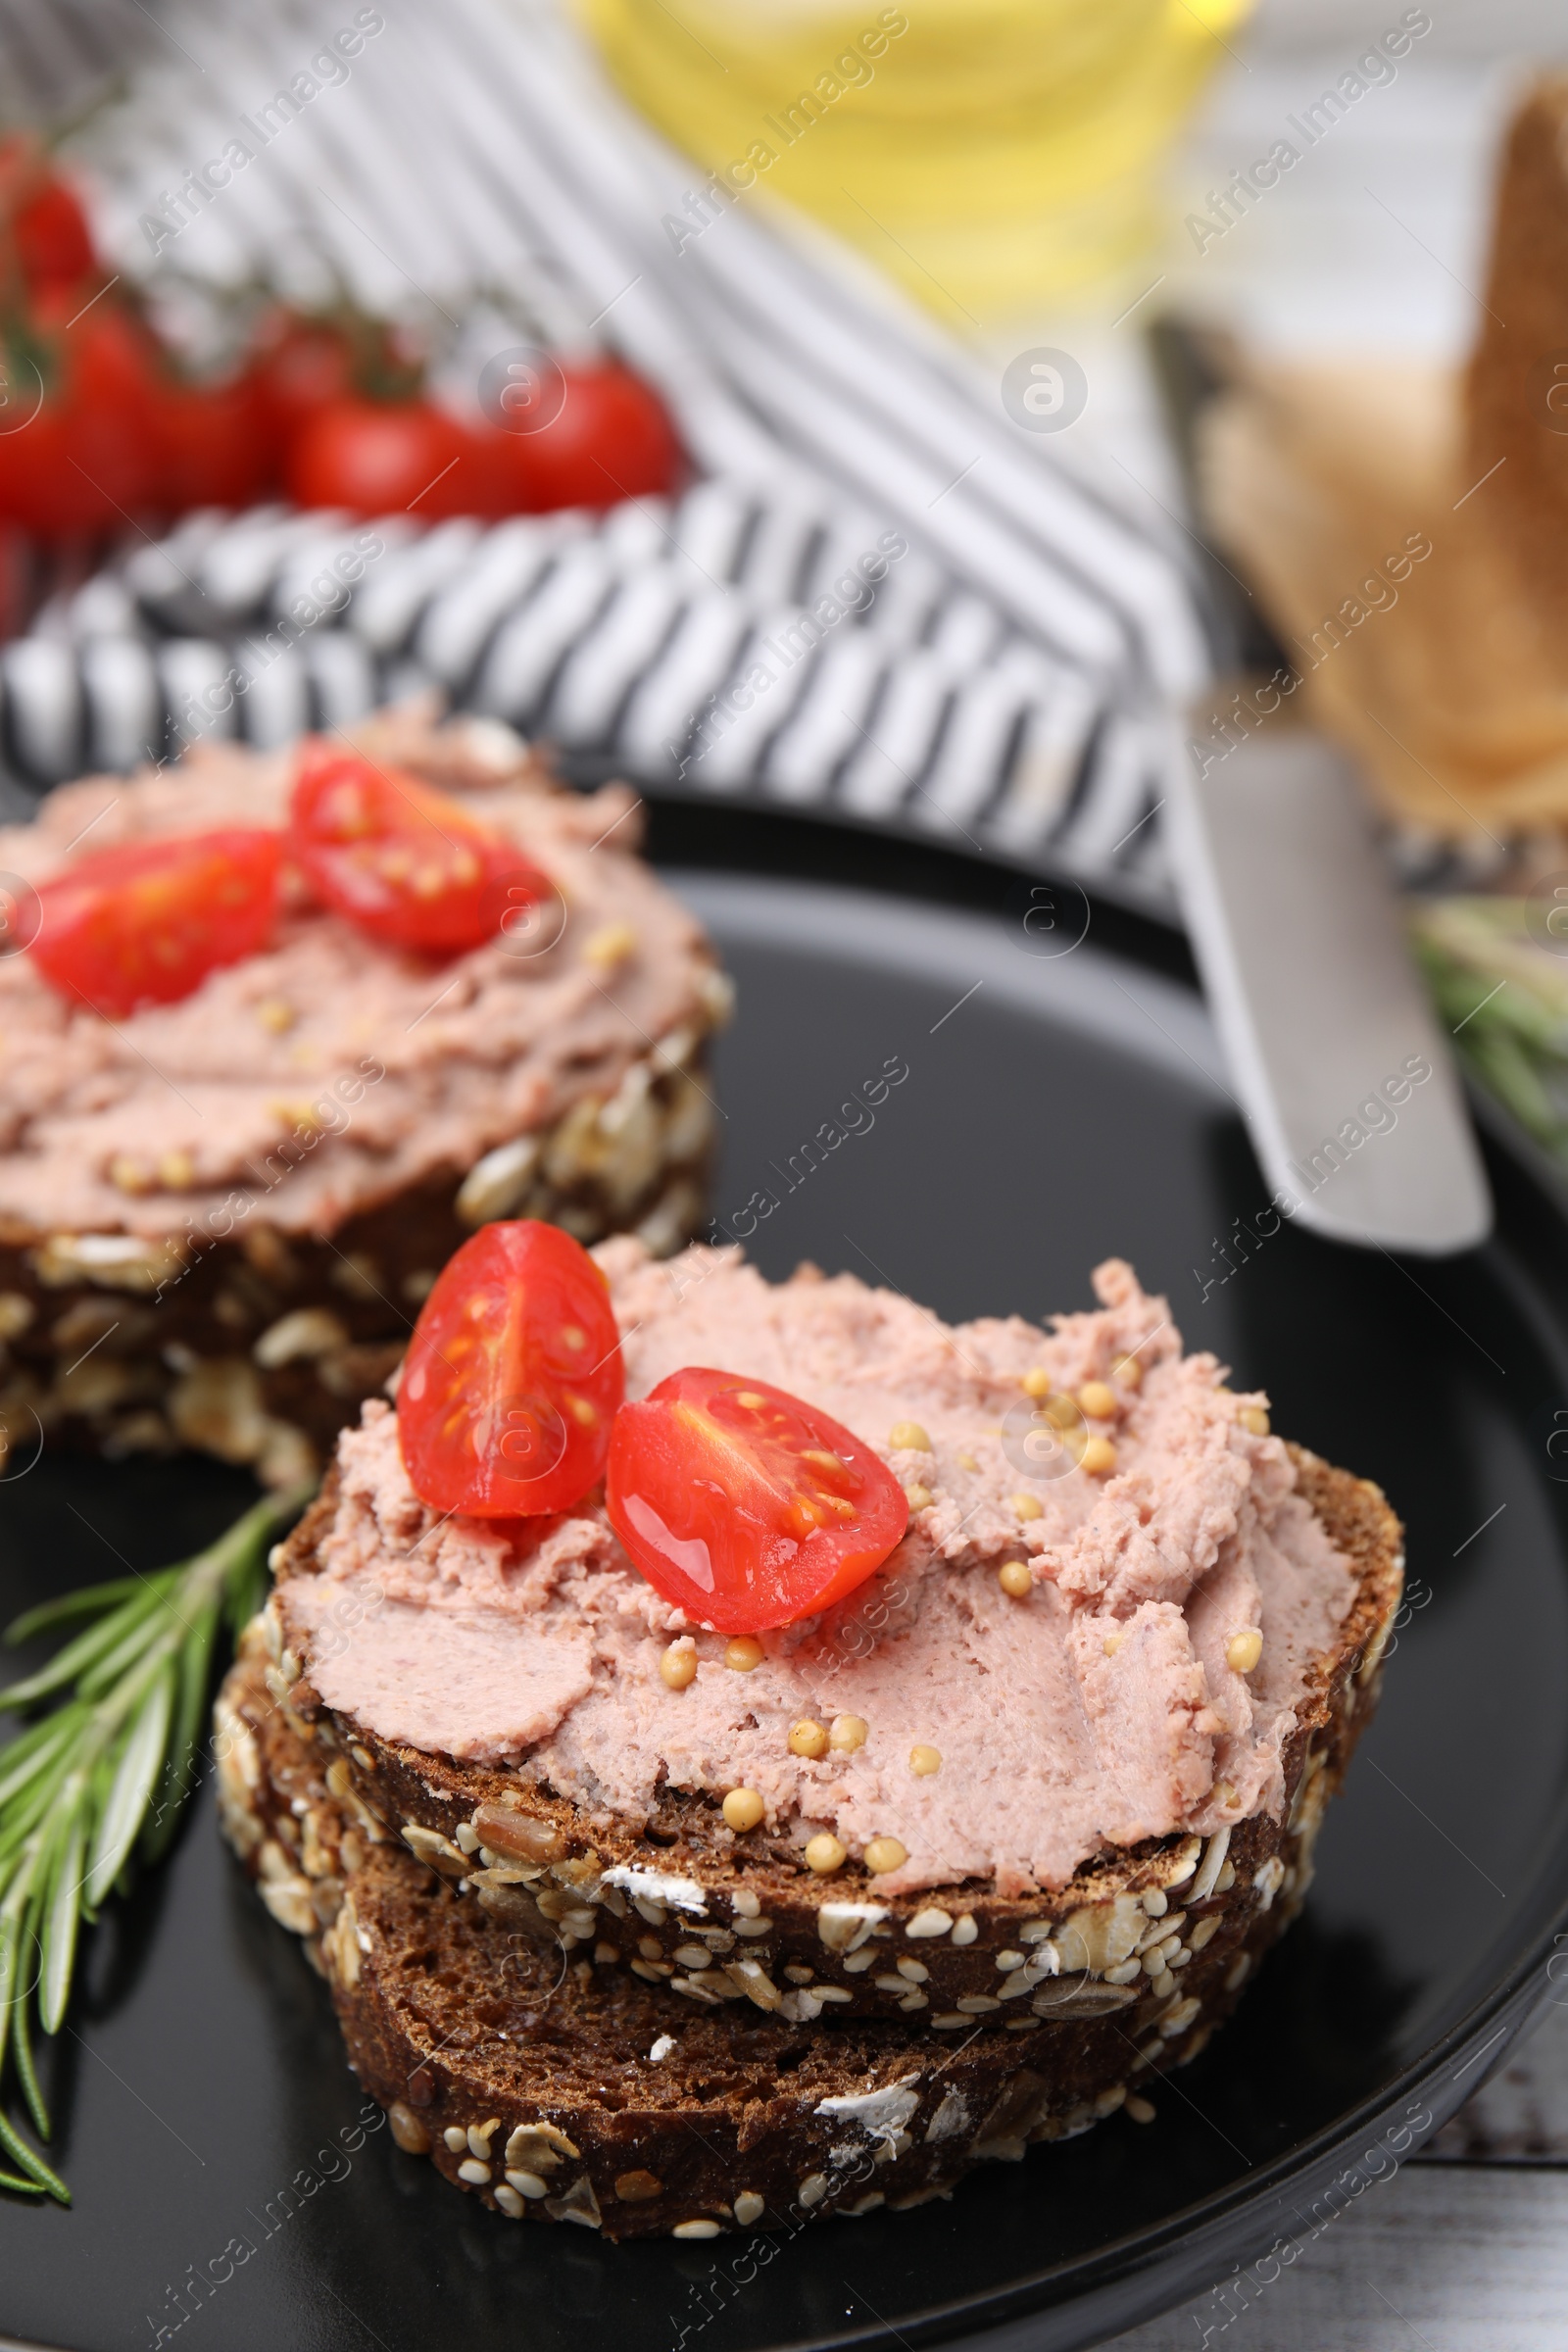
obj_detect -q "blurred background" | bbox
[4,0,1568,1167]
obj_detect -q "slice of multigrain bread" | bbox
[242,1445,1399,2048]
[217,1577,1386,2242]
[261,1439,1410,2032]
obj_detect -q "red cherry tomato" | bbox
[0,141,97,294]
[153,372,270,512]
[0,297,162,535]
[15,178,96,295]
[285,395,500,518]
[249,318,356,440]
[499,362,681,513]
[607,1369,909,1634]
[289,744,552,956]
[399,1220,624,1518]
[28,829,282,1018]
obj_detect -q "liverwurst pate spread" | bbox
[0,711,717,1239]
[281,1246,1357,1897]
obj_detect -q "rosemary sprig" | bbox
[0,1484,312,2202]
[1411,897,1568,1168]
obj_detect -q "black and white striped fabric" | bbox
[0,0,1216,909]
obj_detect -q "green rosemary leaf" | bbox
[74,1597,182,1705]
[141,1599,219,1867]
[0,1763,75,1871]
[11,1988,46,2143]
[0,2107,67,2203]
[0,1709,87,1811]
[0,1478,314,2206]
[215,1493,308,1631]
[1412,901,1568,1173]
[0,1920,21,2084]
[0,1719,57,1779]
[85,1665,174,1911]
[4,1575,154,1649]
[1465,1027,1560,1145]
[0,1586,165,1712]
[38,1810,87,2036]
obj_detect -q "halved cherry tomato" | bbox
[289,744,552,956]
[28,829,282,1018]
[607,1369,908,1634]
[399,1220,624,1517]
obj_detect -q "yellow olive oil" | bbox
[582,0,1250,320]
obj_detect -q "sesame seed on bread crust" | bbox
[249,1444,1402,2036]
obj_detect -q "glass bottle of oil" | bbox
[581,0,1251,323]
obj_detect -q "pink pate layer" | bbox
[0,710,715,1238]
[280,1247,1357,1898]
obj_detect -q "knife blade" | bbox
[1167,697,1492,1253]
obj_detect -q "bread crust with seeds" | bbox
[257,1446,1401,2028]
[217,1572,1379,2240]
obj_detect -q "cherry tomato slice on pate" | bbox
[290,745,551,956]
[607,1369,909,1634]
[28,829,282,1019]
[399,1220,624,1518]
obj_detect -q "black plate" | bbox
[3,827,1568,2352]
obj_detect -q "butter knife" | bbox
[1166,698,1492,1253]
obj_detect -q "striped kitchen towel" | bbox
[0,0,1217,910]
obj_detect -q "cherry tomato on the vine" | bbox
[399,1220,624,1518]
[28,829,282,1017]
[497,361,681,513]
[0,141,97,295]
[248,317,357,443]
[285,395,500,519]
[606,1369,909,1633]
[0,297,162,535]
[153,371,271,512]
[14,177,95,295]
[289,744,552,956]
